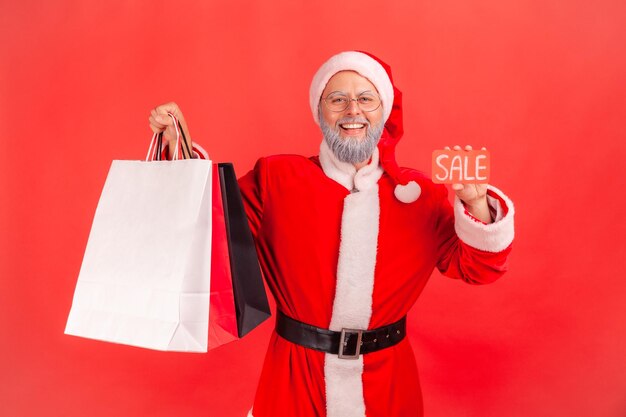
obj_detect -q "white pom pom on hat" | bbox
[394,181,421,203]
[310,51,420,204]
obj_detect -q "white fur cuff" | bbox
[454,185,515,253]
[192,143,209,160]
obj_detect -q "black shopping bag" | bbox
[218,163,271,337]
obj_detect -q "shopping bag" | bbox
[153,123,269,340]
[208,163,238,349]
[208,163,271,349]
[218,163,271,338]
[65,114,214,352]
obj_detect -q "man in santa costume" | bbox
[149,51,514,417]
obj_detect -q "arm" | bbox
[435,184,515,284]
[148,98,265,235]
[237,157,268,241]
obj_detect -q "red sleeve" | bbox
[188,140,264,238]
[434,185,513,285]
[192,141,263,238]
[237,157,268,241]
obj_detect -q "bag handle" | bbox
[146,113,192,161]
[178,120,193,160]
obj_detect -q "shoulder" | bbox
[253,154,322,173]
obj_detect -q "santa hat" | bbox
[309,51,421,203]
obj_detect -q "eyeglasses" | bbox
[322,92,382,113]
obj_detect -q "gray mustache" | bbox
[336,117,369,126]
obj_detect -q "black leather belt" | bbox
[275,310,406,359]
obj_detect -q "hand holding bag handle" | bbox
[145,113,196,161]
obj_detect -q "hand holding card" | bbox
[433,145,493,223]
[432,146,490,184]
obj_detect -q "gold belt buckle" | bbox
[338,328,363,359]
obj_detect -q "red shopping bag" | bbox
[208,163,239,350]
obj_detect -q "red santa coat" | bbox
[220,139,514,417]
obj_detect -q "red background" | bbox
[1,1,625,416]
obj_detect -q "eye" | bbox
[359,92,378,101]
[330,96,348,104]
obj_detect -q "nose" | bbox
[345,98,362,116]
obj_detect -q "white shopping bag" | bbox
[66,115,213,352]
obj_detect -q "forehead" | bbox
[322,70,378,95]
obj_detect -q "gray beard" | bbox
[319,108,384,165]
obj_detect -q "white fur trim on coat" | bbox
[454,184,515,252]
[325,185,380,417]
[318,140,382,417]
[248,143,383,417]
[310,51,394,125]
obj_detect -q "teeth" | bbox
[341,123,365,129]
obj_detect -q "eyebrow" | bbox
[327,90,375,96]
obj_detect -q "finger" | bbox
[151,108,176,123]
[160,125,177,143]
[151,117,176,141]
[156,111,186,133]
[481,146,487,150]
[465,145,472,151]
[149,114,168,127]
[156,102,181,117]
[154,114,174,126]
[444,146,451,151]
[162,114,187,140]
[148,117,167,134]
[451,183,464,191]
[148,116,169,133]
[148,122,162,135]
[453,145,461,151]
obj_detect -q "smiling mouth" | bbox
[339,123,366,132]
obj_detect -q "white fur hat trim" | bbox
[310,51,394,125]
